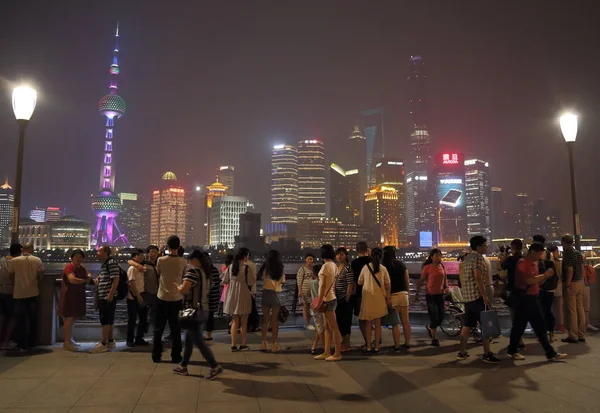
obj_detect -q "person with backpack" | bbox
[90,245,121,354]
[172,250,223,379]
[126,249,149,347]
[498,238,525,349]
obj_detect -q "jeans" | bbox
[566,280,586,339]
[181,323,218,369]
[508,295,556,358]
[538,290,555,333]
[14,296,38,349]
[335,297,353,336]
[426,294,445,328]
[152,299,182,361]
[127,299,149,343]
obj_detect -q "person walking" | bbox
[358,247,390,355]
[59,249,91,351]
[350,241,371,348]
[539,249,559,342]
[259,250,286,352]
[334,247,354,352]
[313,244,343,361]
[561,235,586,344]
[457,236,499,363]
[382,246,411,350]
[152,236,187,363]
[9,242,44,352]
[297,253,315,330]
[204,255,222,341]
[0,243,20,350]
[172,250,223,379]
[507,243,567,361]
[416,249,447,347]
[222,247,256,352]
[126,249,149,347]
[90,245,120,354]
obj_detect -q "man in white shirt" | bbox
[8,243,44,351]
[126,249,149,347]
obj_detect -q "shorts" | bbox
[584,285,591,312]
[98,299,117,326]
[262,289,281,309]
[325,299,337,312]
[0,293,14,317]
[463,297,485,328]
[391,291,409,308]
[301,294,311,308]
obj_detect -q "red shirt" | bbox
[421,263,446,295]
[516,259,539,295]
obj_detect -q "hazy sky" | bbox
[1,1,599,236]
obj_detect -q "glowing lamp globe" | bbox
[98,94,126,118]
[91,191,122,216]
[13,86,37,121]
[560,113,578,143]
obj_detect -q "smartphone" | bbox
[440,189,462,207]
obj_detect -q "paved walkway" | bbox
[0,327,598,413]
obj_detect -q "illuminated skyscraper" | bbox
[347,125,367,202]
[0,179,14,248]
[298,139,326,220]
[217,166,235,196]
[375,159,407,243]
[330,163,360,224]
[408,55,431,168]
[204,180,228,245]
[91,23,128,247]
[271,144,298,224]
[364,185,399,247]
[514,193,532,238]
[118,192,150,247]
[406,172,434,245]
[361,108,385,189]
[150,172,187,246]
[45,207,64,222]
[464,159,491,240]
[433,152,467,244]
[210,196,249,246]
[29,207,46,223]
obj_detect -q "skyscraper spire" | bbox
[110,22,120,94]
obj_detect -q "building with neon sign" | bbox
[150,172,187,246]
[434,152,467,244]
[464,159,491,240]
[271,144,298,225]
[298,139,326,220]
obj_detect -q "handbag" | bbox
[178,268,210,330]
[312,265,337,313]
[480,305,501,338]
[278,305,290,323]
[367,265,395,316]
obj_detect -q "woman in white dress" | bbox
[222,248,256,352]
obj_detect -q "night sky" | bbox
[1,1,599,237]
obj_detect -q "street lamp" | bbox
[11,86,37,244]
[559,112,580,250]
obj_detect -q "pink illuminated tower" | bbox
[91,23,128,247]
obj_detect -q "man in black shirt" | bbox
[350,242,371,347]
[499,239,524,295]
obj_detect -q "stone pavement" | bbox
[0,327,599,413]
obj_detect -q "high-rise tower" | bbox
[0,179,14,249]
[464,159,491,240]
[217,166,235,196]
[91,23,128,247]
[297,139,326,220]
[271,144,298,225]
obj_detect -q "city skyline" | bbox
[1,2,599,242]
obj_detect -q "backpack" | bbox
[114,264,129,300]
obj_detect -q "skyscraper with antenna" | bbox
[91,23,128,247]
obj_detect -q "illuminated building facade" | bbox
[434,153,467,244]
[118,192,150,247]
[375,159,407,243]
[330,163,361,224]
[361,108,385,189]
[408,55,431,168]
[29,207,46,223]
[297,218,371,249]
[91,23,128,247]
[364,185,400,247]
[347,125,367,204]
[210,196,249,247]
[217,166,235,196]
[298,139,326,220]
[406,172,435,246]
[271,144,298,224]
[0,179,14,248]
[19,216,90,250]
[150,172,187,246]
[204,180,228,245]
[465,159,491,240]
[514,193,532,238]
[45,207,64,222]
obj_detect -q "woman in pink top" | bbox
[416,249,447,347]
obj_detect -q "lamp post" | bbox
[11,86,37,244]
[559,113,580,250]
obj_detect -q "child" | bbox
[309,264,325,354]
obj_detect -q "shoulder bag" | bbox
[367,265,400,325]
[178,268,209,330]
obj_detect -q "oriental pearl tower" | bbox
[91,23,128,247]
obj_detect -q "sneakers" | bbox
[456,351,470,361]
[172,366,189,376]
[587,324,599,332]
[548,353,568,362]
[107,340,116,349]
[63,342,79,352]
[70,338,80,347]
[206,366,223,380]
[431,339,440,347]
[562,337,579,344]
[482,352,500,364]
[239,345,250,352]
[508,352,526,360]
[307,325,316,331]
[135,338,150,346]
[89,342,108,354]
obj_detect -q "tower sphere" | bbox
[98,94,126,118]
[91,190,122,215]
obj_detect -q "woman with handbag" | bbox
[358,248,391,354]
[222,248,256,352]
[416,249,447,347]
[259,250,286,353]
[313,245,343,362]
[173,250,223,379]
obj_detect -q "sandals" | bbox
[310,348,317,355]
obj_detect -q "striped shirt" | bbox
[182,266,209,311]
[335,263,353,300]
[208,265,221,313]
[97,258,120,300]
[562,247,583,283]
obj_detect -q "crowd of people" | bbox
[0,232,597,378]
